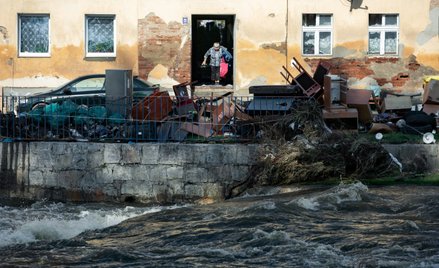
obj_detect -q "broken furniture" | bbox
[173,81,197,115]
[131,91,173,121]
[280,57,330,100]
[381,95,412,114]
[422,78,439,131]
[245,85,302,116]
[422,78,439,115]
[322,75,359,131]
[346,88,376,125]
[179,90,237,138]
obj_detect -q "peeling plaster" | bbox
[348,76,395,94]
[431,0,439,8]
[417,7,439,45]
[333,46,359,58]
[246,76,268,88]
[0,43,138,87]
[370,55,438,91]
[0,26,8,44]
[138,13,190,82]
[260,42,287,54]
[147,64,179,90]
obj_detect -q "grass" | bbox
[365,174,439,186]
[361,132,429,144]
[298,174,439,186]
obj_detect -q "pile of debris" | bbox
[2,59,439,144]
[227,101,401,198]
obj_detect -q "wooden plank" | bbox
[383,95,412,111]
[180,122,213,138]
[346,89,373,105]
[323,108,358,119]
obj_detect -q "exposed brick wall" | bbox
[138,13,191,82]
[304,57,421,88]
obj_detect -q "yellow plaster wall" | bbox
[0,0,138,89]
[287,0,439,71]
[0,0,437,91]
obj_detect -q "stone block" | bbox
[148,166,168,183]
[221,145,238,165]
[104,144,122,163]
[158,143,179,164]
[120,144,141,164]
[183,165,211,183]
[184,184,205,198]
[86,150,105,169]
[51,142,72,155]
[205,145,224,164]
[166,166,184,180]
[95,165,117,183]
[121,180,154,197]
[236,145,258,165]
[141,144,159,164]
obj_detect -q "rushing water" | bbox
[1,183,439,267]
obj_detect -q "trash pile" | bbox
[0,61,438,144]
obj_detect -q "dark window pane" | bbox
[369,14,383,26]
[385,15,398,26]
[302,14,316,26]
[319,15,332,26]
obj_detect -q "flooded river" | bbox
[0,183,438,267]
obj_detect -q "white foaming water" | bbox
[0,201,182,247]
[292,182,369,211]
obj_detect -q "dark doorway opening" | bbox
[191,15,235,86]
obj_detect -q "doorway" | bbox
[191,15,235,86]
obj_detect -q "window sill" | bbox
[366,54,399,58]
[302,54,333,58]
[18,53,51,58]
[84,56,116,62]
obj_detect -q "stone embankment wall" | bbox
[0,142,437,204]
[0,142,259,204]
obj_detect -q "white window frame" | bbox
[18,14,51,57]
[368,14,399,56]
[85,15,116,58]
[302,14,333,56]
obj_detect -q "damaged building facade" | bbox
[0,0,438,95]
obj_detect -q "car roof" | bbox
[53,74,153,91]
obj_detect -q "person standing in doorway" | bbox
[201,42,232,86]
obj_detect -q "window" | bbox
[368,14,399,55]
[302,14,332,56]
[18,14,50,57]
[69,77,105,93]
[85,15,116,57]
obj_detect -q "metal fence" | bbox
[0,93,308,143]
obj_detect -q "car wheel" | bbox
[31,102,48,110]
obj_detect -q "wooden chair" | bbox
[280,57,330,100]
